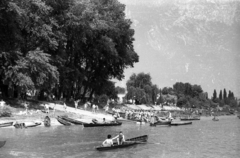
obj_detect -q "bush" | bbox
[0,107,12,117]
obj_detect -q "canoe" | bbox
[0,141,6,148]
[126,135,148,142]
[44,116,51,127]
[154,120,171,126]
[83,122,122,127]
[180,118,200,121]
[170,121,192,126]
[96,135,148,151]
[60,116,85,125]
[14,122,41,128]
[0,122,13,128]
[56,116,72,126]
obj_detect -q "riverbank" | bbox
[0,100,114,127]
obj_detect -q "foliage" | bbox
[125,72,159,104]
[115,86,125,94]
[0,0,139,102]
[0,107,12,117]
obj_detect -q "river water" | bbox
[0,116,239,158]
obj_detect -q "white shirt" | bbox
[102,139,113,147]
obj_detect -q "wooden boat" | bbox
[83,122,122,127]
[14,122,41,128]
[44,116,51,127]
[56,116,72,126]
[60,116,85,125]
[180,117,200,121]
[155,120,171,126]
[126,135,148,142]
[96,135,148,151]
[0,141,6,148]
[0,122,13,128]
[170,121,192,126]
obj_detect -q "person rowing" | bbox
[102,134,114,147]
[113,131,125,145]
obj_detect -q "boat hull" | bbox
[83,122,122,127]
[56,116,72,126]
[0,122,13,128]
[60,116,85,125]
[96,135,148,151]
[170,121,192,126]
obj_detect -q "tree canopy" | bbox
[0,0,139,101]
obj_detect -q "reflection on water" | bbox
[0,116,240,158]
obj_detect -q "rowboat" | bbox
[56,116,72,126]
[0,122,13,128]
[0,141,6,148]
[126,135,148,142]
[180,117,200,121]
[155,120,171,126]
[60,116,85,125]
[14,122,41,128]
[44,116,51,127]
[83,122,122,127]
[96,135,148,151]
[170,121,192,126]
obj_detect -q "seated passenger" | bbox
[102,134,113,147]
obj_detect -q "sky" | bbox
[114,0,240,98]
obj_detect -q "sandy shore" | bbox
[0,101,115,127]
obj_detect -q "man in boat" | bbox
[113,131,125,145]
[102,134,114,147]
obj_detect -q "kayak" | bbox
[96,135,148,151]
[56,116,72,126]
[83,122,122,127]
[60,116,85,125]
[170,121,192,126]
[0,141,6,148]
[0,122,14,128]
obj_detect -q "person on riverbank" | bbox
[24,101,29,115]
[92,104,96,113]
[102,134,114,147]
[113,131,125,145]
[74,99,80,110]
[63,102,67,112]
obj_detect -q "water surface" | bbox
[0,116,239,158]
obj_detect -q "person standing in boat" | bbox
[113,131,125,145]
[102,135,114,147]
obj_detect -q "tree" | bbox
[219,90,222,100]
[115,86,126,94]
[213,89,217,100]
[223,88,227,99]
[125,72,156,104]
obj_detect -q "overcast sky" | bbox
[114,0,240,98]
